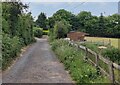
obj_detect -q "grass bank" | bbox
[50,39,109,84]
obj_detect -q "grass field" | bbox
[43,30,49,33]
[85,37,119,48]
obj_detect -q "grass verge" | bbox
[50,39,110,84]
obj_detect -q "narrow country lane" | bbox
[2,38,73,83]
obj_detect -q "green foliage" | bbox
[2,2,35,70]
[54,20,71,39]
[2,33,22,70]
[81,42,120,64]
[51,39,109,83]
[48,29,56,42]
[2,18,10,34]
[81,42,100,53]
[48,9,120,38]
[17,13,34,45]
[33,27,43,38]
[36,12,47,30]
[2,2,28,36]
[102,47,120,64]
[48,9,74,29]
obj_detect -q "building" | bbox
[67,31,89,41]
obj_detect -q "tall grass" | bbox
[80,42,120,65]
[51,39,109,84]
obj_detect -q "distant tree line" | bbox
[35,9,120,38]
[2,2,35,70]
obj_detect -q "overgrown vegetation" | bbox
[53,20,71,39]
[33,27,43,38]
[2,2,35,70]
[80,42,120,64]
[2,33,22,70]
[50,39,109,84]
[102,48,120,65]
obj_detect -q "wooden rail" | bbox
[68,40,120,84]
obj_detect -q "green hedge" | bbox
[2,33,22,70]
[33,27,43,38]
[51,39,109,83]
[2,2,35,71]
[102,47,120,64]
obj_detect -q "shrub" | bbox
[102,47,120,64]
[81,42,99,53]
[54,20,71,39]
[48,29,56,42]
[33,27,43,38]
[2,33,22,70]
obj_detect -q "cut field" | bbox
[85,37,119,48]
[43,30,49,33]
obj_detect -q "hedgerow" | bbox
[33,27,43,38]
[2,2,35,70]
[101,47,120,65]
[2,33,22,70]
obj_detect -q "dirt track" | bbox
[2,38,73,83]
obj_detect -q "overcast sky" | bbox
[24,1,119,20]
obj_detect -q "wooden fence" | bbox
[68,40,120,84]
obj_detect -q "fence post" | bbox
[109,39,111,46]
[95,54,100,74]
[95,54,99,67]
[108,60,115,83]
[84,47,88,61]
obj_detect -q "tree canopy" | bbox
[35,12,47,30]
[48,9,120,38]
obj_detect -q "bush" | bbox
[81,42,99,53]
[102,47,120,64]
[2,33,22,70]
[54,20,71,39]
[51,39,109,83]
[33,27,43,38]
[48,29,56,42]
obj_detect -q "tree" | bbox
[17,13,34,45]
[2,2,28,36]
[48,10,119,38]
[77,11,92,32]
[84,16,99,36]
[36,12,47,30]
[97,13,107,37]
[48,9,73,29]
[54,20,71,39]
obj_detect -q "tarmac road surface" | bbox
[2,38,73,83]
